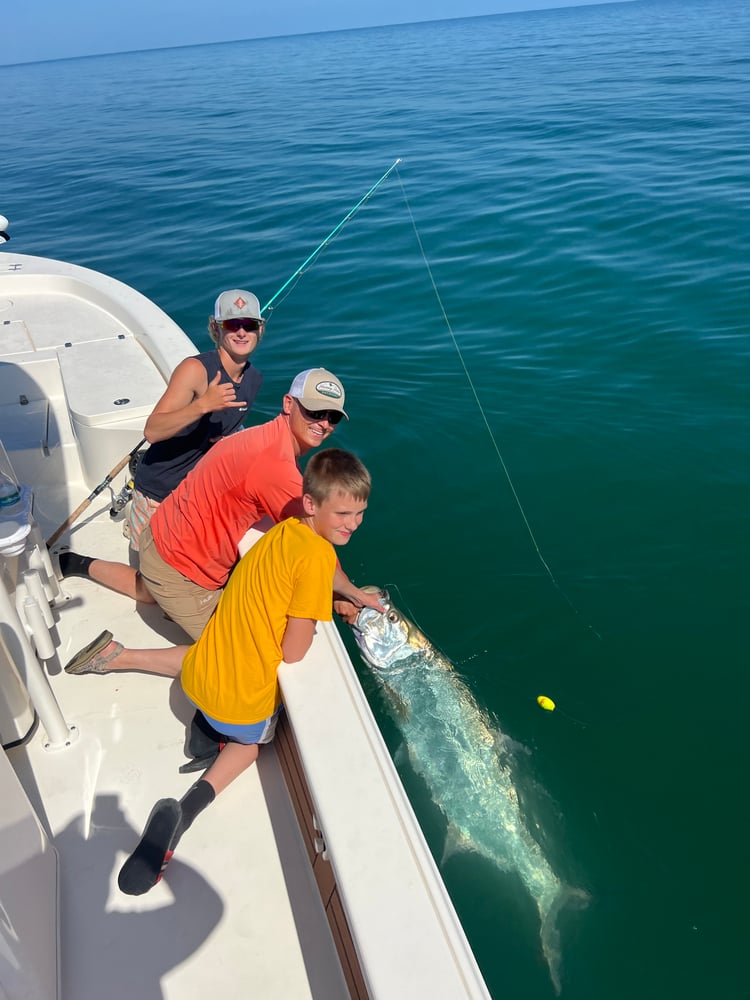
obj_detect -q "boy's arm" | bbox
[281,617,317,663]
[332,566,385,613]
[333,599,361,625]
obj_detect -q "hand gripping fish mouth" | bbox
[351,587,432,671]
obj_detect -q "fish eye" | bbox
[387,610,399,623]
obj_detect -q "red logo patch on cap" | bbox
[234,296,247,309]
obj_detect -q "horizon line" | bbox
[2,0,638,70]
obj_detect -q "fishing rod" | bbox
[46,437,146,548]
[260,157,402,316]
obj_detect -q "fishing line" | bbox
[392,165,601,642]
[385,581,592,727]
[260,158,402,319]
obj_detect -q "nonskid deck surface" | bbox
[9,490,347,1000]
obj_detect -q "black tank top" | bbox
[135,351,262,502]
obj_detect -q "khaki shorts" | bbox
[139,524,222,641]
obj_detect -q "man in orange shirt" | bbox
[61,368,381,643]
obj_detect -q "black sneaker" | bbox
[118,799,183,896]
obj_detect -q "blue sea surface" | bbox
[3,1,749,995]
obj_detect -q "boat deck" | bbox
[9,487,350,1000]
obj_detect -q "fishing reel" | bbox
[109,479,134,519]
[109,447,147,519]
[128,448,147,479]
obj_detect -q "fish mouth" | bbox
[351,587,390,636]
[351,587,390,630]
[358,584,390,604]
[351,587,415,670]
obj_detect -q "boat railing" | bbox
[278,621,492,1000]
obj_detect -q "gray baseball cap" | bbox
[214,289,261,321]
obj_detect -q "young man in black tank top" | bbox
[59,290,264,598]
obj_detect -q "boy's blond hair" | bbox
[303,449,371,504]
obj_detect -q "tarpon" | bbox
[350,588,587,994]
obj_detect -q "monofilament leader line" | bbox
[260,158,402,318]
[393,165,600,639]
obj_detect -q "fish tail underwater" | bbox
[540,884,591,995]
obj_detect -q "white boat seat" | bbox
[57,336,165,488]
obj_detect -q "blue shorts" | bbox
[189,702,281,746]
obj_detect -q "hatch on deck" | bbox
[57,337,165,487]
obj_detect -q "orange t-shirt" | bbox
[150,414,303,590]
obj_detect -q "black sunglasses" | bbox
[296,400,344,425]
[221,318,262,333]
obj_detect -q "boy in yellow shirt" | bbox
[116,447,372,895]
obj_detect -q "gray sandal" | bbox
[65,630,123,675]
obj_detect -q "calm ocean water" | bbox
[3,0,749,995]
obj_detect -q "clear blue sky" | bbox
[5,1,625,67]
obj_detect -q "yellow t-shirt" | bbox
[181,517,336,725]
